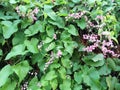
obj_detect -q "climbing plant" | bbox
[0,0,120,90]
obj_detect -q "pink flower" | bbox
[96,15,104,20]
[83,34,89,39]
[15,6,21,15]
[33,7,39,14]
[83,44,97,52]
[66,11,86,20]
[83,34,98,42]
[53,33,57,40]
[57,50,62,58]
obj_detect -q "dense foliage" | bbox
[0,0,120,90]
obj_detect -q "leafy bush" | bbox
[0,0,120,90]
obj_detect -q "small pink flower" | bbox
[83,34,89,39]
[57,50,62,58]
[88,21,95,27]
[33,7,39,14]
[15,6,21,15]
[53,33,57,40]
[83,34,98,42]
[96,15,104,20]
[66,11,86,20]
[15,6,19,11]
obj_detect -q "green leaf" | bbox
[73,84,82,90]
[0,65,13,87]
[5,44,27,60]
[45,70,57,80]
[72,0,80,3]
[115,83,120,90]
[73,63,81,71]
[88,0,96,4]
[61,57,71,68]
[9,0,17,4]
[22,0,30,3]
[0,78,17,90]
[77,18,86,30]
[74,71,82,84]
[46,25,54,37]
[50,63,61,70]
[66,24,78,36]
[24,38,39,53]
[12,32,26,45]
[12,61,31,82]
[107,58,116,70]
[1,20,20,39]
[19,5,27,13]
[0,49,3,56]
[0,34,5,45]
[83,67,101,90]
[24,21,41,36]
[60,79,71,90]
[98,64,111,75]
[28,77,40,90]
[50,79,58,90]
[92,54,104,62]
[58,67,66,79]
[106,76,117,90]
[43,37,53,43]
[64,41,78,55]
[82,55,105,67]
[44,5,57,20]
[48,16,65,28]
[46,42,56,52]
[60,31,71,40]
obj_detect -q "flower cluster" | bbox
[65,11,86,20]
[101,40,120,57]
[83,34,99,52]
[53,33,57,40]
[56,50,62,58]
[83,34,98,42]
[44,52,54,72]
[15,6,39,21]
[28,7,39,21]
[96,15,104,20]
[83,34,120,58]
[88,21,105,28]
[28,71,38,76]
[44,50,62,72]
[21,82,28,90]
[15,6,25,17]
